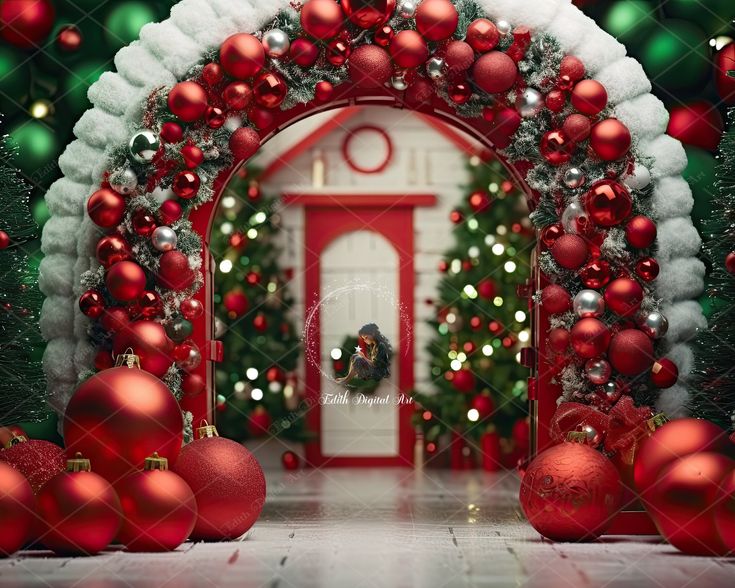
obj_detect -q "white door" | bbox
[319,230,399,457]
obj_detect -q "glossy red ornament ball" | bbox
[181,144,204,169]
[249,107,274,130]
[715,43,735,104]
[159,200,182,225]
[590,118,631,161]
[222,81,252,110]
[314,81,335,103]
[300,0,344,40]
[651,359,678,388]
[0,461,34,556]
[281,450,300,471]
[373,23,394,46]
[570,318,610,359]
[650,453,733,556]
[96,234,132,268]
[473,51,518,94]
[133,290,163,320]
[0,0,55,49]
[0,438,65,494]
[667,101,724,151]
[548,327,570,354]
[571,79,607,115]
[636,257,660,282]
[445,40,474,73]
[112,320,175,377]
[205,106,225,129]
[106,261,147,302]
[326,37,351,66]
[56,24,82,52]
[289,37,319,67]
[201,62,223,86]
[584,180,632,227]
[625,215,656,249]
[390,29,428,69]
[415,0,458,41]
[452,369,476,393]
[219,33,265,79]
[87,188,125,228]
[157,250,195,291]
[229,127,261,161]
[470,394,494,419]
[608,328,654,376]
[551,233,588,269]
[519,442,622,541]
[466,18,499,52]
[180,298,203,320]
[132,209,157,237]
[160,122,183,144]
[540,223,563,248]
[172,170,200,199]
[448,81,472,104]
[64,366,183,482]
[0,230,9,249]
[541,284,571,314]
[562,113,591,143]
[604,278,643,317]
[167,82,208,122]
[171,427,266,541]
[253,71,287,109]
[349,44,392,89]
[342,0,394,29]
[79,290,105,319]
[539,129,574,166]
[476,278,496,300]
[580,259,612,289]
[714,469,735,553]
[559,55,585,82]
[116,457,197,552]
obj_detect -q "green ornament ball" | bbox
[602,0,659,46]
[62,60,108,116]
[32,198,51,228]
[663,0,734,35]
[683,146,717,230]
[639,20,709,92]
[104,2,158,52]
[8,120,61,177]
[698,294,728,320]
[0,47,29,108]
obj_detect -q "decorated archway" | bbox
[39,0,704,477]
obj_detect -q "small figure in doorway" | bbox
[335,323,392,386]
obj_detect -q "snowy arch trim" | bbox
[39,0,705,418]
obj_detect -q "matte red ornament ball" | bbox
[714,469,735,553]
[571,79,607,115]
[223,81,252,110]
[541,284,571,314]
[159,200,183,225]
[604,277,643,317]
[201,62,223,86]
[548,327,570,354]
[229,127,260,161]
[101,306,130,333]
[300,0,344,40]
[539,129,574,166]
[0,0,56,49]
[79,290,105,319]
[87,188,125,228]
[172,170,200,199]
[415,0,458,42]
[473,51,518,94]
[390,29,428,69]
[636,257,659,282]
[106,261,147,302]
[289,37,319,67]
[281,450,300,471]
[607,328,654,376]
[625,215,657,249]
[445,40,475,73]
[349,44,392,89]
[550,233,588,269]
[182,373,205,397]
[253,71,288,109]
[562,113,591,143]
[559,55,585,82]
[157,250,195,291]
[465,18,499,52]
[590,118,631,161]
[477,278,496,300]
[570,317,610,359]
[167,82,208,122]
[0,462,34,556]
[223,291,248,317]
[219,33,265,79]
[249,407,272,437]
[111,320,175,377]
[249,107,274,130]
[452,369,476,393]
[666,101,724,151]
[160,122,183,144]
[0,438,65,494]
[651,358,678,388]
[314,81,335,103]
[404,78,434,107]
[584,180,632,227]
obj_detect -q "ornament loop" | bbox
[196,420,219,439]
[114,347,141,369]
[144,451,169,471]
[5,433,28,449]
[66,452,92,472]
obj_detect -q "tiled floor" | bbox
[2,468,735,587]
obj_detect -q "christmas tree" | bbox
[210,166,305,442]
[0,126,46,424]
[413,156,533,451]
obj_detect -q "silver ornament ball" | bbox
[262,28,290,58]
[585,358,612,385]
[151,226,178,252]
[515,88,544,117]
[563,167,586,189]
[496,20,512,35]
[398,0,417,18]
[109,167,138,195]
[561,200,587,234]
[214,317,227,339]
[638,310,669,339]
[426,56,446,81]
[573,289,605,318]
[128,130,160,164]
[391,75,408,91]
[580,424,602,447]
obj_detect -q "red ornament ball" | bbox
[584,180,632,227]
[106,261,147,302]
[580,259,612,289]
[559,55,585,82]
[290,37,319,67]
[715,469,735,553]
[651,358,678,388]
[548,327,570,354]
[112,320,175,377]
[205,106,225,129]
[96,234,132,268]
[0,0,55,49]
[223,290,249,317]
[349,44,392,89]
[157,250,195,291]
[133,290,163,320]
[625,215,657,249]
[79,289,105,319]
[167,82,208,122]
[404,78,434,107]
[201,62,223,86]
[132,209,157,237]
[715,43,735,104]
[541,284,571,314]
[468,190,491,212]
[551,233,588,269]
[229,127,261,161]
[466,18,499,52]
[253,313,268,332]
[180,298,203,320]
[570,318,610,359]
[650,453,734,556]
[519,442,622,541]
[470,394,494,419]
[667,101,724,151]
[726,252,735,275]
[448,81,472,104]
[0,230,9,249]
[539,129,574,166]
[87,188,125,228]
[604,277,643,317]
[571,79,607,115]
[222,81,252,110]
[477,278,497,300]
[545,89,566,112]
[300,0,344,40]
[445,40,475,73]
[590,118,631,161]
[415,0,458,41]
[249,407,272,437]
[101,306,130,333]
[56,24,82,52]
[158,201,182,227]
[219,33,265,79]
[327,38,351,66]
[608,328,654,376]
[160,122,183,144]
[253,71,288,109]
[182,373,205,397]
[342,0,394,29]
[636,257,660,282]
[452,369,476,393]
[172,170,200,199]
[0,462,34,556]
[540,223,563,248]
[0,438,65,494]
[116,458,197,552]
[562,113,591,143]
[314,81,335,103]
[373,24,394,46]
[181,144,204,169]
[171,427,266,541]
[473,51,518,94]
[281,450,300,471]
[390,29,428,69]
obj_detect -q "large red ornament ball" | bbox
[551,234,588,269]
[466,18,499,52]
[229,127,260,161]
[0,0,55,49]
[541,284,571,314]
[539,129,574,166]
[300,0,344,40]
[157,250,195,291]
[590,119,631,161]
[476,278,497,300]
[87,188,125,228]
[452,369,476,393]
[473,51,518,94]
[116,457,197,552]
[390,29,428,69]
[445,40,475,73]
[607,329,654,376]
[219,33,264,79]
[0,461,34,556]
[570,318,610,359]
[625,215,656,249]
[415,0,458,41]
[667,101,724,151]
[0,438,65,493]
[253,71,288,109]
[64,366,183,482]
[571,79,607,115]
[96,234,132,268]
[715,469,735,553]
[167,82,208,122]
[649,453,734,556]
[171,427,266,541]
[36,460,121,555]
[651,359,678,388]
[604,278,643,317]
[519,442,622,541]
[341,0,394,29]
[715,43,735,104]
[106,261,147,302]
[281,450,300,471]
[584,180,632,227]
[349,44,392,89]
[112,320,175,377]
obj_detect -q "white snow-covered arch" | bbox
[39,0,705,419]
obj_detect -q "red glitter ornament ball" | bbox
[625,215,657,249]
[106,261,147,302]
[349,44,392,89]
[253,71,288,109]
[473,51,517,94]
[112,320,175,378]
[229,127,261,161]
[445,40,475,73]
[604,277,643,317]
[570,318,610,359]
[540,129,573,166]
[584,180,632,227]
[545,89,566,112]
[96,234,132,268]
[281,450,300,471]
[0,461,34,556]
[562,113,591,143]
[466,18,499,52]
[519,441,622,541]
[172,170,200,199]
[157,250,195,291]
[571,79,607,115]
[390,29,428,68]
[415,0,458,41]
[0,438,65,493]
[607,329,654,376]
[541,284,571,314]
[219,33,265,79]
[551,233,588,269]
[559,55,585,82]
[651,359,678,388]
[300,0,344,40]
[167,82,208,122]
[590,118,631,161]
[87,188,125,228]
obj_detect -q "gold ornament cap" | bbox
[144,452,169,471]
[4,433,28,449]
[196,420,219,439]
[114,347,141,369]
[566,431,588,444]
[66,452,91,472]
[647,413,669,432]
